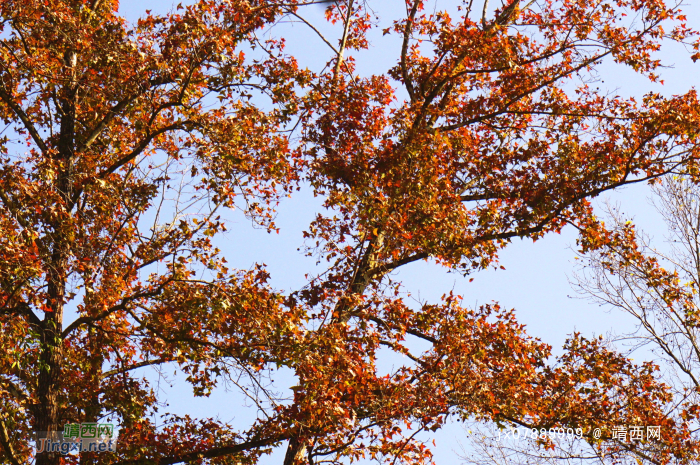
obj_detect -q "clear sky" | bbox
[113,1,700,463]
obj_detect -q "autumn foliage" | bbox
[1,1,700,465]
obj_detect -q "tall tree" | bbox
[288,0,700,463]
[0,1,302,464]
[1,1,700,465]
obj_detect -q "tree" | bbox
[0,1,302,464]
[571,176,700,463]
[289,0,700,462]
[1,1,700,465]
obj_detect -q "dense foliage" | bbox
[1,1,700,464]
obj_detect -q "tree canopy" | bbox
[1,1,700,465]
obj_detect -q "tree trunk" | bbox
[35,250,67,465]
[282,437,307,465]
[35,51,77,465]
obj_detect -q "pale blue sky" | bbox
[113,1,700,463]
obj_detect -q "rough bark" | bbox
[35,49,77,465]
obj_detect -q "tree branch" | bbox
[0,416,22,465]
[97,121,191,179]
[112,436,285,465]
[0,302,42,327]
[101,358,171,378]
[401,0,421,102]
[61,285,170,338]
[79,95,140,152]
[0,378,29,405]
[0,82,48,153]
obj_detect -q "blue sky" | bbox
[114,1,700,462]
